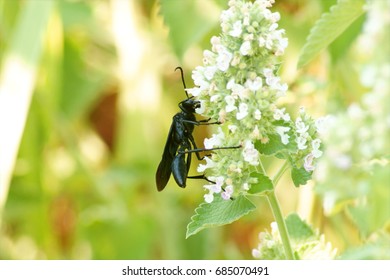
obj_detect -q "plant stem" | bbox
[266,190,294,259]
[266,161,294,259]
[273,160,289,186]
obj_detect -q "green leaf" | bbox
[285,213,315,241]
[160,0,220,59]
[291,166,312,187]
[248,173,273,194]
[328,13,365,62]
[255,133,295,157]
[297,0,365,68]
[186,195,256,238]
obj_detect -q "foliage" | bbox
[298,0,365,68]
[186,195,255,238]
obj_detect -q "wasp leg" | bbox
[187,174,215,184]
[182,119,221,126]
[187,174,234,200]
[178,145,241,158]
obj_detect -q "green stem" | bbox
[266,161,294,259]
[266,190,294,259]
[273,160,289,186]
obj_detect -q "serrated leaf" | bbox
[160,0,219,58]
[255,134,283,155]
[298,0,365,68]
[255,133,295,156]
[285,213,315,241]
[248,172,273,194]
[291,166,312,187]
[328,13,365,62]
[186,195,256,238]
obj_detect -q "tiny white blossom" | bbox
[296,135,308,150]
[192,66,204,85]
[273,108,290,121]
[225,95,237,112]
[216,47,233,71]
[304,153,315,172]
[204,66,217,80]
[195,100,205,114]
[269,23,278,32]
[221,185,234,200]
[192,66,210,90]
[186,87,201,97]
[228,79,246,99]
[267,76,283,90]
[242,140,259,165]
[210,36,221,51]
[197,156,216,172]
[226,78,235,90]
[275,126,290,145]
[264,34,274,49]
[210,94,221,103]
[229,20,243,37]
[263,68,273,78]
[254,109,262,120]
[259,34,273,49]
[220,8,234,24]
[240,41,251,55]
[204,128,225,149]
[236,103,249,120]
[276,37,288,56]
[214,176,225,191]
[270,12,281,23]
[295,117,309,134]
[204,193,214,203]
[204,176,225,195]
[202,50,215,65]
[245,76,263,92]
[311,139,323,158]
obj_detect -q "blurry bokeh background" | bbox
[0,0,388,259]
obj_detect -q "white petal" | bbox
[204,193,214,203]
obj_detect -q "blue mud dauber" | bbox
[156,67,240,191]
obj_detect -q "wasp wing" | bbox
[156,120,178,191]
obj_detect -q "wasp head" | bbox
[179,97,200,113]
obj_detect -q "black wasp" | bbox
[156,67,240,191]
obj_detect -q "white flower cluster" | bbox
[252,221,337,260]
[292,107,326,173]
[188,0,323,203]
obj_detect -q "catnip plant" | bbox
[185,0,330,260]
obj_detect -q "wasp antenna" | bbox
[175,66,189,98]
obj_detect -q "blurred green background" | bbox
[0,0,389,259]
